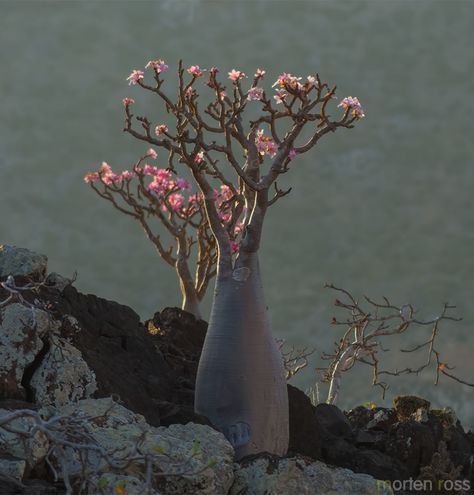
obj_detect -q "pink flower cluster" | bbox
[126,70,144,86]
[247,87,264,101]
[338,96,365,119]
[155,124,168,136]
[228,69,246,82]
[122,97,135,107]
[187,65,204,77]
[255,130,278,158]
[145,60,169,73]
[84,162,134,186]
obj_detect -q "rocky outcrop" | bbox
[1,246,473,494]
[0,304,54,400]
[0,245,48,281]
[230,454,393,494]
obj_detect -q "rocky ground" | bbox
[0,245,473,494]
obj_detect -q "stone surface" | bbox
[44,398,235,495]
[0,245,48,281]
[30,335,97,407]
[0,304,53,400]
[230,454,393,494]
[287,384,322,460]
[43,286,208,427]
[0,405,49,476]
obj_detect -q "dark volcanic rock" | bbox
[287,384,322,460]
[314,403,354,440]
[44,286,208,427]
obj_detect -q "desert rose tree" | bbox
[88,60,364,458]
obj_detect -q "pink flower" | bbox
[148,179,164,195]
[157,169,172,181]
[230,241,240,253]
[266,141,278,158]
[194,151,204,164]
[188,193,201,205]
[306,75,316,87]
[146,148,158,159]
[273,89,288,104]
[272,73,291,88]
[143,164,160,176]
[99,162,112,175]
[168,193,184,212]
[338,96,365,118]
[247,87,264,101]
[272,73,302,89]
[187,65,204,77]
[255,68,266,79]
[122,97,135,107]
[84,172,99,183]
[120,170,135,180]
[176,178,192,191]
[145,59,168,73]
[218,90,227,100]
[234,222,244,236]
[185,86,194,98]
[155,124,168,136]
[209,66,219,75]
[220,184,232,199]
[219,212,231,223]
[228,69,246,82]
[289,148,298,160]
[126,70,144,86]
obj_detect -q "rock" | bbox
[0,455,26,480]
[230,454,393,494]
[314,403,354,440]
[30,335,97,407]
[0,404,49,477]
[0,304,54,400]
[0,245,48,281]
[86,474,160,495]
[45,272,72,292]
[42,398,235,494]
[44,286,181,426]
[0,476,63,495]
[393,395,430,421]
[287,384,322,460]
[386,421,435,477]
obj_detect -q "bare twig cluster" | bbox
[317,284,472,404]
[277,339,315,380]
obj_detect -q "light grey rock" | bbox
[30,336,97,407]
[41,398,234,494]
[86,474,161,495]
[0,245,48,280]
[230,455,393,495]
[0,408,49,474]
[0,304,54,399]
[0,456,26,480]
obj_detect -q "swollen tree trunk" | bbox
[194,252,288,458]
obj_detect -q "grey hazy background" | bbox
[1,1,473,425]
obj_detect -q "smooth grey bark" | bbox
[194,252,288,458]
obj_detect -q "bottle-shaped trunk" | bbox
[194,253,288,458]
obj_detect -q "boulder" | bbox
[40,398,235,495]
[287,384,322,460]
[0,403,49,479]
[0,304,53,400]
[230,453,393,494]
[0,245,47,281]
[30,335,97,407]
